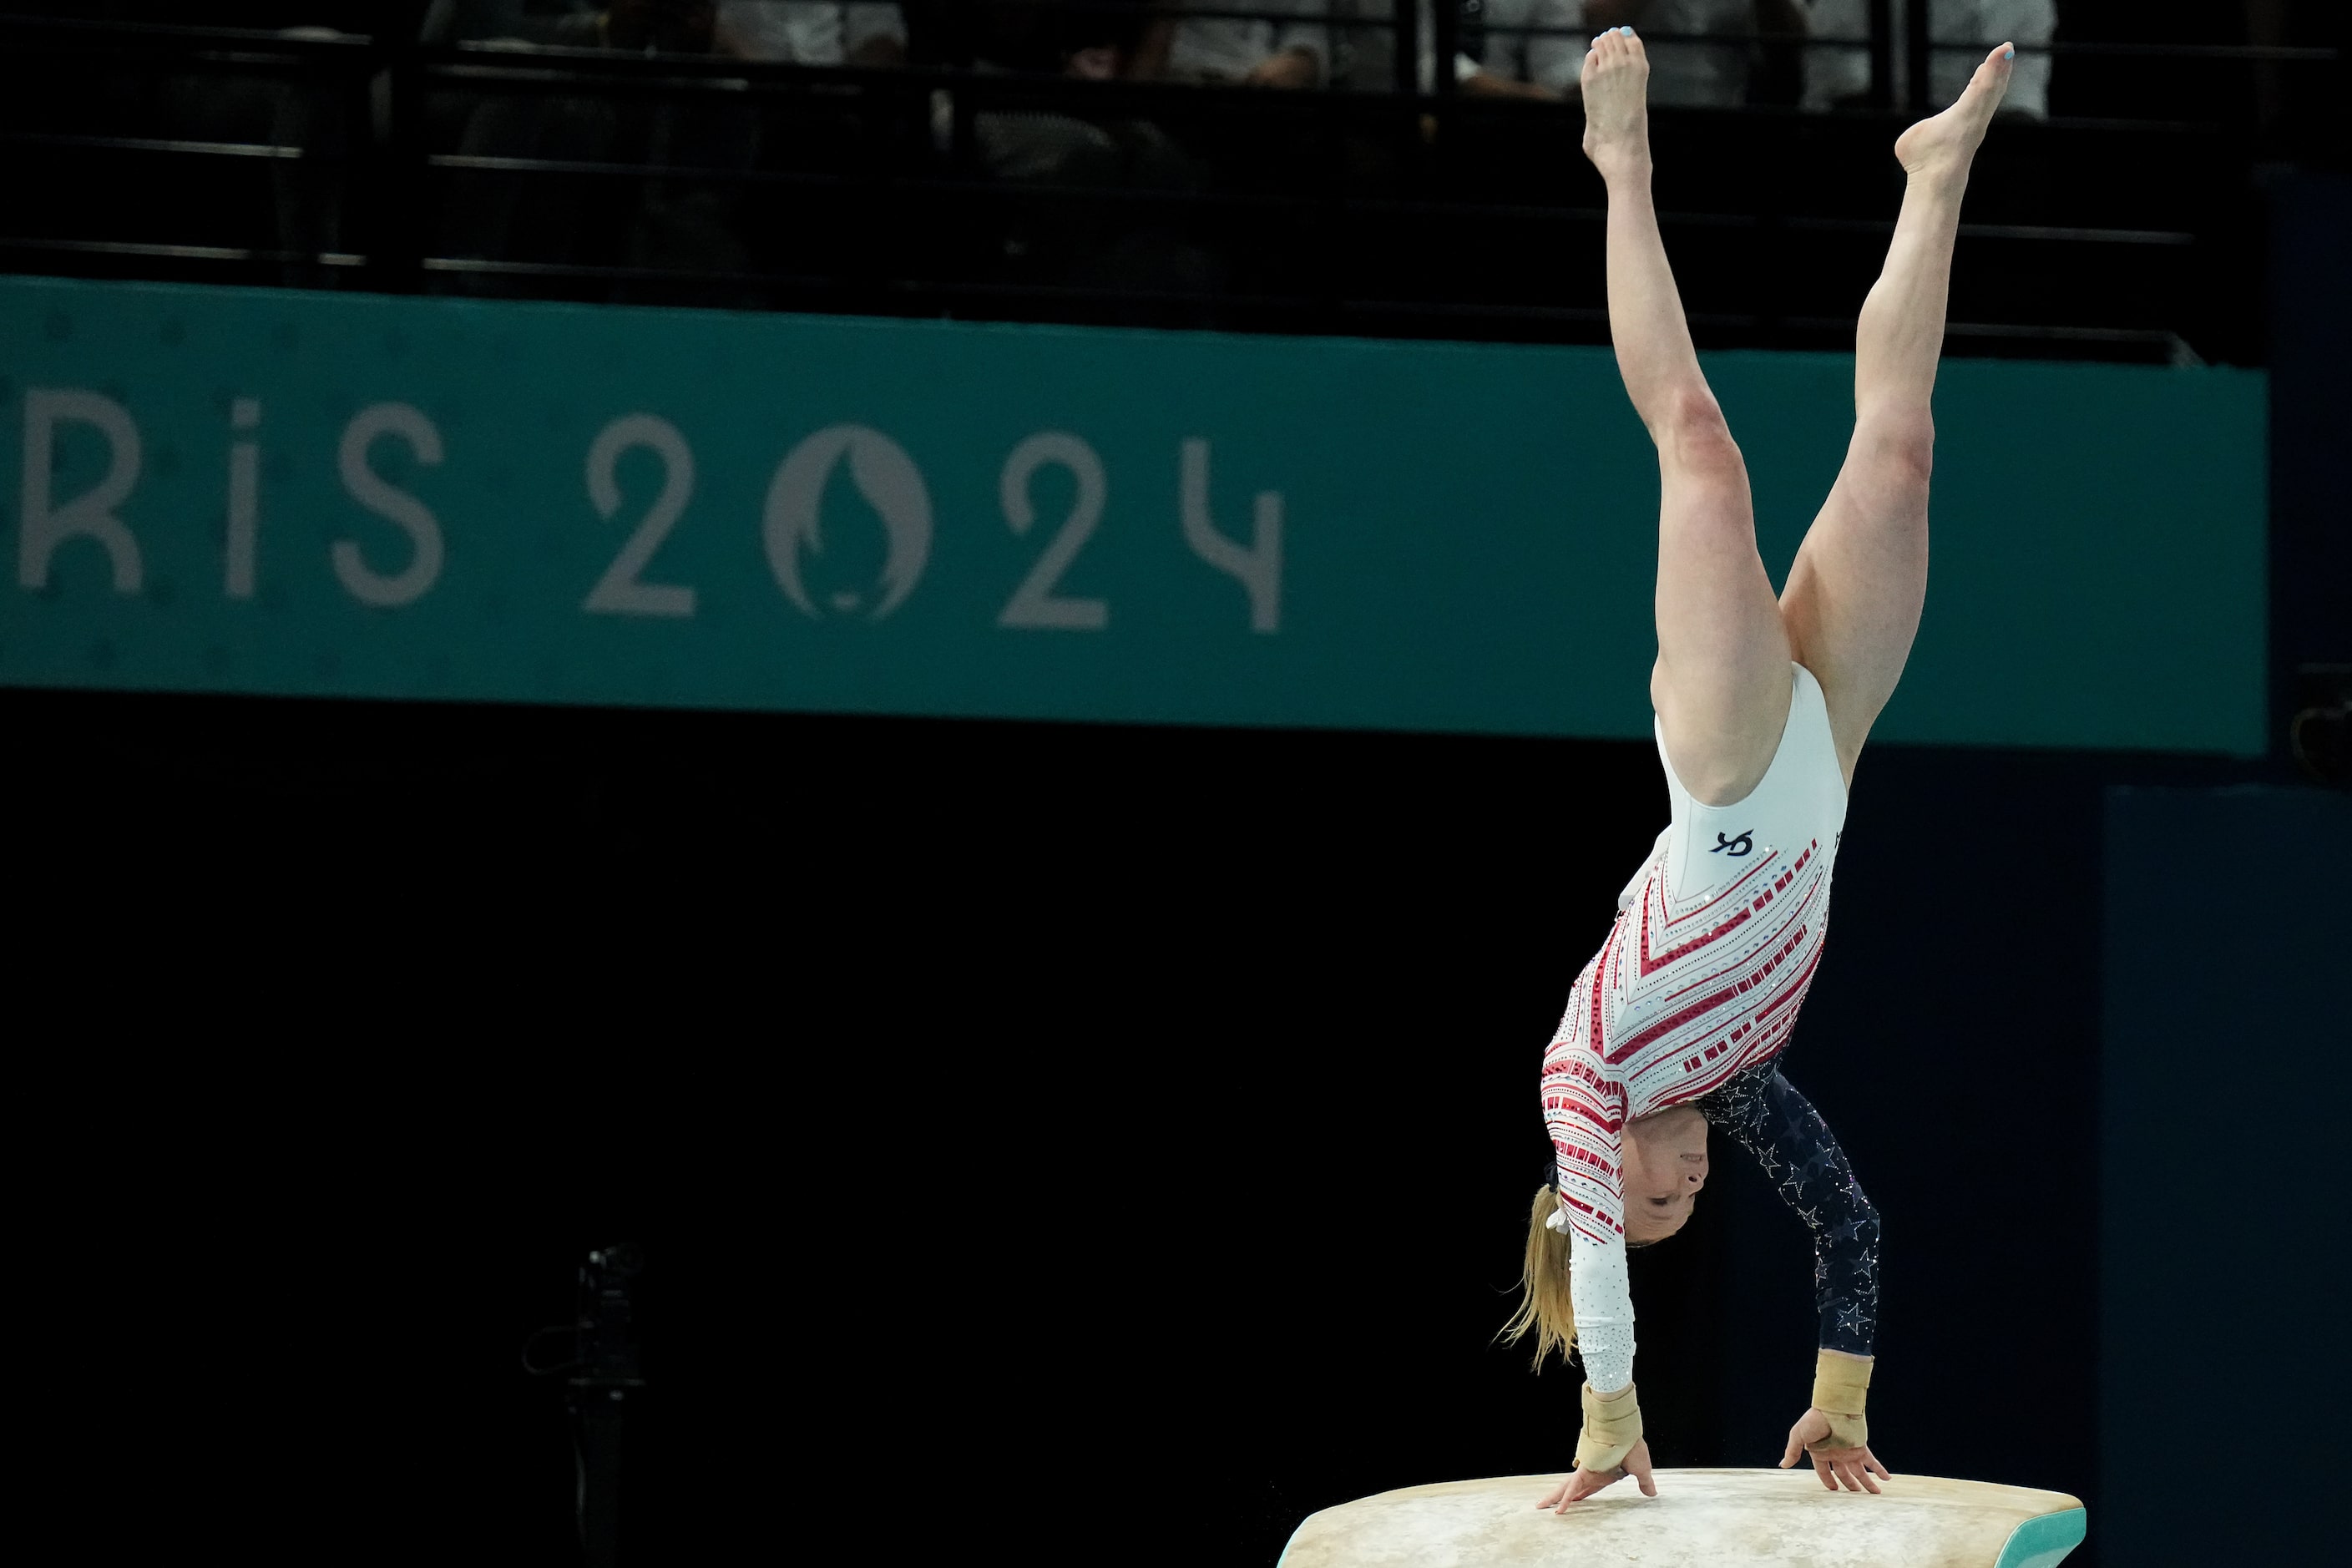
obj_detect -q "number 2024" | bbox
[581,413,1283,634]
[13,390,1282,634]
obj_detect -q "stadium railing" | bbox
[0,3,2337,364]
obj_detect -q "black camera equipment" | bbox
[524,1243,646,1568]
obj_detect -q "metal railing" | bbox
[0,5,2334,362]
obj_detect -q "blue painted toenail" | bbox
[2004,48,2014,58]
[1621,26,1635,36]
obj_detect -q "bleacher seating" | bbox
[0,2,2340,365]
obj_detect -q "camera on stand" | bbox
[525,1243,645,1568]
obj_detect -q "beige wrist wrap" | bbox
[1574,1381,1643,1473]
[1808,1351,1872,1450]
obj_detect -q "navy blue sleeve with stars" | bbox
[1694,1060,1881,1358]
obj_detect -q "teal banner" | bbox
[0,275,2266,753]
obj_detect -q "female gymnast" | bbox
[1501,27,2018,1510]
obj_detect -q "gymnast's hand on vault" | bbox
[1537,1439,1657,1511]
[1779,1409,1891,1495]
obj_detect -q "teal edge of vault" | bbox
[1273,1512,1314,1568]
[1274,1498,2084,1568]
[1994,1505,2087,1568]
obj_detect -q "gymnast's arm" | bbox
[1532,1222,1657,1510]
[1531,1132,1657,1509]
[1539,1039,1656,1506]
[1566,1227,1636,1394]
[1697,1063,1889,1493]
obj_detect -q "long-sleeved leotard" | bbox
[1692,1060,1880,1357]
[1545,665,1856,1393]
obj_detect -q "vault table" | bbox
[1278,1469,2085,1568]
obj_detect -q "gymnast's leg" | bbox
[1582,28,1793,807]
[1780,45,2016,782]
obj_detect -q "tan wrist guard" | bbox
[1808,1350,1872,1450]
[1574,1381,1643,1473]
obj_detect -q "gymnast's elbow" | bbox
[1850,1186,1882,1239]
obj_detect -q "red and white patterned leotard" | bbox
[1540,664,1849,1390]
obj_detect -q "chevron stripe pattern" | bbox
[1540,834,1834,1245]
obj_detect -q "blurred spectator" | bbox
[1801,0,2054,118]
[937,4,1220,306]
[1338,0,1582,98]
[429,0,769,293]
[963,3,1177,180]
[426,2,616,286]
[920,0,1153,77]
[599,0,718,51]
[1134,0,1333,88]
[714,1,905,64]
[421,0,604,46]
[1581,1,1772,108]
[431,0,908,59]
[1475,0,1586,96]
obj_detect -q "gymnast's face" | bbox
[1622,1105,1710,1245]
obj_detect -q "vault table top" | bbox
[1279,1469,2086,1568]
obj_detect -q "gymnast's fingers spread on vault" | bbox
[1811,1451,1841,1491]
[1554,1465,1617,1511]
[1862,1447,1892,1482]
[1535,1475,1571,1510]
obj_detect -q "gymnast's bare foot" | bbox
[1893,44,2014,182]
[1580,26,1651,183]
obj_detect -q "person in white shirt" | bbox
[1140,0,1333,88]
[1479,0,1586,95]
[1337,0,1583,98]
[1801,0,2053,118]
[714,1,905,65]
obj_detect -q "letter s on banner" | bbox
[333,402,444,608]
[1180,438,1280,633]
[19,388,144,593]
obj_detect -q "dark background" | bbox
[2099,785,2352,1566]
[8,688,2320,1567]
[4,4,2349,1567]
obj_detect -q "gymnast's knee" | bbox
[1657,387,1745,482]
[1856,409,1935,491]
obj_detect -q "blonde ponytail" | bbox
[1500,1184,1578,1371]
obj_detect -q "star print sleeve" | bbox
[1696,1063,1881,1358]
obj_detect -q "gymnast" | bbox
[1502,26,2017,1511]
